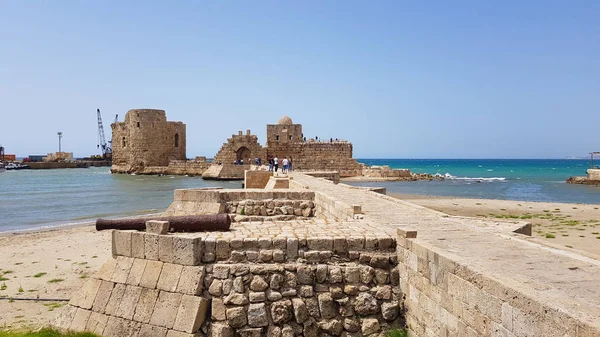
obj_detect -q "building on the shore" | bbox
[205,116,362,179]
[111,109,188,173]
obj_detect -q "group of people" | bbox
[268,156,292,173]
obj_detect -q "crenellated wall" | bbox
[112,109,186,173]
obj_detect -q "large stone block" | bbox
[94,257,118,281]
[177,265,205,296]
[150,291,183,329]
[138,324,168,337]
[86,311,109,335]
[103,315,141,337]
[159,235,175,263]
[69,278,102,310]
[92,280,114,313]
[112,230,133,257]
[53,304,78,331]
[146,220,170,234]
[111,256,135,284]
[157,263,183,292]
[104,283,127,316]
[133,288,160,323]
[144,233,160,260]
[173,236,202,265]
[69,308,91,332]
[116,285,143,320]
[139,260,164,289]
[131,232,146,259]
[126,258,147,286]
[247,303,269,327]
[173,294,209,333]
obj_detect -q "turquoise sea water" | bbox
[0,159,598,232]
[0,167,241,232]
[349,159,600,204]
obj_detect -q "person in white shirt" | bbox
[282,157,289,173]
[273,156,279,172]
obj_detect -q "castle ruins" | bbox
[56,172,600,336]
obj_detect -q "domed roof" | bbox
[278,116,293,125]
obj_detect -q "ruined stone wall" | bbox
[266,124,303,145]
[396,230,600,337]
[213,131,267,165]
[57,228,402,337]
[268,142,361,177]
[137,160,210,176]
[112,109,186,173]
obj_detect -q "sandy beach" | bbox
[1,194,599,330]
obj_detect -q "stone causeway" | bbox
[56,172,600,336]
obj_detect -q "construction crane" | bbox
[96,109,112,160]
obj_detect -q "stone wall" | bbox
[244,171,273,189]
[213,131,267,165]
[587,169,600,181]
[396,229,600,337]
[224,198,315,222]
[112,109,186,173]
[131,159,210,176]
[268,142,361,177]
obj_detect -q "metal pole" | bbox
[57,132,62,153]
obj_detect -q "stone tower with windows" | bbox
[111,109,186,173]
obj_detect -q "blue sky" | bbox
[1,1,598,159]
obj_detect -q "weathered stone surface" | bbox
[213,265,230,279]
[360,265,374,284]
[173,236,202,265]
[250,275,268,291]
[111,256,135,284]
[238,328,264,337]
[299,285,314,297]
[131,232,146,259]
[146,220,170,234]
[103,315,140,337]
[292,298,308,324]
[343,318,361,332]
[144,233,160,260]
[344,266,360,283]
[361,318,381,335]
[211,323,234,337]
[116,285,143,320]
[176,265,204,295]
[150,291,182,328]
[86,311,109,335]
[375,285,392,300]
[267,290,283,301]
[211,298,227,321]
[104,283,127,316]
[126,258,147,286]
[271,299,293,324]
[139,260,163,289]
[70,308,92,332]
[94,257,118,281]
[354,293,379,315]
[138,324,168,337]
[112,231,132,257]
[343,285,359,296]
[158,235,174,263]
[267,326,282,337]
[329,267,343,283]
[173,294,209,333]
[318,293,337,319]
[297,266,314,284]
[70,278,102,310]
[374,269,388,284]
[133,288,159,323]
[316,265,328,283]
[226,306,247,328]
[303,317,320,337]
[319,319,343,335]
[224,293,249,305]
[54,304,78,331]
[247,303,269,327]
[270,273,284,289]
[381,301,399,321]
[208,279,223,296]
[233,276,245,293]
[305,297,321,317]
[222,278,233,295]
[249,291,266,302]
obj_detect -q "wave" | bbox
[434,173,506,182]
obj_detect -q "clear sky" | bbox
[1,1,598,159]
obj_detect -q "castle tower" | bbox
[266,116,303,147]
[111,109,186,173]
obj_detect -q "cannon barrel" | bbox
[96,214,231,232]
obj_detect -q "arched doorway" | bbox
[236,147,251,164]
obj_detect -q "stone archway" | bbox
[236,146,251,163]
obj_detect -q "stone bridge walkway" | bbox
[289,173,600,328]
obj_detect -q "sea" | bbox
[0,159,598,232]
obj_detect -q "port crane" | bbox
[96,109,113,160]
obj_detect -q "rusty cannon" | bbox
[95,214,231,232]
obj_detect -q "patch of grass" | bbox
[592,232,599,235]
[0,282,6,290]
[565,245,573,248]
[0,277,8,282]
[475,203,482,205]
[33,273,47,278]
[14,263,23,266]
[387,329,408,337]
[0,327,99,336]
[597,236,600,240]
[91,256,98,259]
[561,234,569,236]
[18,286,23,293]
[543,210,550,212]
[43,302,64,312]
[559,220,581,226]
[2,270,14,275]
[573,207,578,209]
[545,233,556,239]
[79,274,89,279]
[47,278,64,284]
